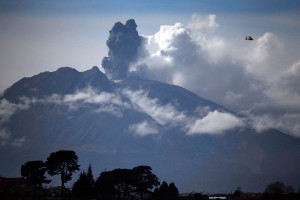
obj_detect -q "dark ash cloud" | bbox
[102,19,142,80]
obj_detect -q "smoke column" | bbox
[102,19,141,79]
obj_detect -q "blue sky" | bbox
[1,0,299,91]
[1,0,299,15]
[1,0,300,137]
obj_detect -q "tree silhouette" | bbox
[45,150,80,197]
[96,170,116,199]
[95,165,161,200]
[168,182,179,200]
[21,160,50,196]
[158,181,170,199]
[133,165,160,200]
[112,168,136,200]
[265,181,286,194]
[72,164,95,199]
[233,186,243,197]
[285,185,295,194]
[152,181,179,200]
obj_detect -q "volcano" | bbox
[1,19,300,193]
[1,66,300,192]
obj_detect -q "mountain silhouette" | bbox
[1,66,300,193]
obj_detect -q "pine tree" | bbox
[72,164,95,199]
[46,150,80,197]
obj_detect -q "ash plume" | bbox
[102,19,142,80]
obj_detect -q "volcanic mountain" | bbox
[1,66,300,193]
[1,19,300,193]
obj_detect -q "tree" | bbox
[157,181,169,199]
[285,185,295,194]
[21,160,50,196]
[168,182,179,200]
[96,170,117,199]
[112,168,136,200]
[233,187,243,197]
[265,181,286,194]
[152,181,179,200]
[192,193,205,200]
[95,166,161,200]
[72,164,95,199]
[96,168,135,200]
[45,150,80,197]
[133,165,160,200]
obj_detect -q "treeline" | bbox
[18,150,180,200]
[73,165,179,200]
[20,150,79,197]
[11,149,300,200]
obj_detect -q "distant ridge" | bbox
[3,66,112,102]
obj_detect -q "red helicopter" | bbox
[245,36,253,40]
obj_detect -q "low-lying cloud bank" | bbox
[186,110,244,135]
[3,84,300,147]
[128,14,300,138]
[129,121,159,137]
[0,87,248,145]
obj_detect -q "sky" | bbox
[1,0,300,137]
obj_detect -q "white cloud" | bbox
[130,14,257,109]
[129,14,300,137]
[248,113,300,137]
[265,59,300,105]
[244,32,285,81]
[1,82,297,138]
[0,88,133,146]
[41,88,132,115]
[187,14,225,63]
[0,97,32,147]
[129,120,159,136]
[0,99,17,123]
[122,89,188,126]
[0,98,28,147]
[0,98,32,123]
[0,128,28,147]
[64,90,93,103]
[186,110,244,135]
[10,136,27,147]
[123,88,245,136]
[287,59,300,75]
[1,85,247,138]
[95,105,123,118]
[188,14,219,32]
[0,88,130,122]
[0,128,11,146]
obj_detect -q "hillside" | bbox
[1,66,300,192]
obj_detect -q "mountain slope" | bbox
[3,66,112,103]
[1,67,300,193]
